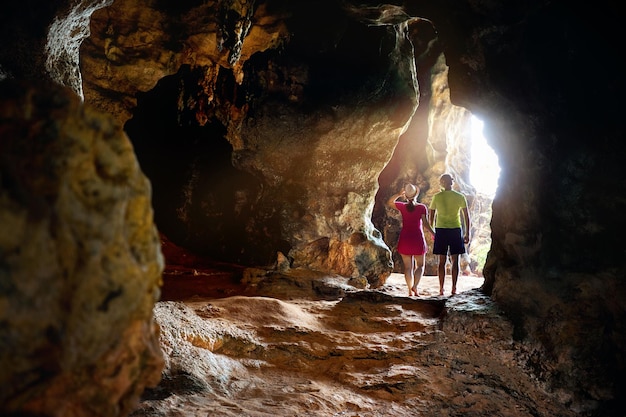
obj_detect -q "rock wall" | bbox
[411,1,626,413]
[82,0,418,286]
[0,80,164,416]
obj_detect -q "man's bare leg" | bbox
[438,254,446,295]
[451,254,460,295]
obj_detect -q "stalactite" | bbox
[216,0,256,66]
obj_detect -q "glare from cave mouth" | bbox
[470,115,500,197]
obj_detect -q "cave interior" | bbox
[0,1,625,416]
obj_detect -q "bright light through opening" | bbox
[470,116,500,197]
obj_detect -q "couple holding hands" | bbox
[387,174,470,296]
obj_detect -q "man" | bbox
[428,173,470,296]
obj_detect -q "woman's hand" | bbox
[388,191,403,209]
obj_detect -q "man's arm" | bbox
[461,207,470,243]
[428,209,436,228]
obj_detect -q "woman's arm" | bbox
[421,213,436,236]
[387,191,404,210]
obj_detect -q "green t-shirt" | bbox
[430,190,467,228]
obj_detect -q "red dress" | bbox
[395,201,428,255]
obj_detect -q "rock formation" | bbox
[0,80,164,416]
[1,0,625,416]
[81,0,418,287]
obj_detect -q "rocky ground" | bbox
[130,263,578,417]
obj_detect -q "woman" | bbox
[387,183,435,296]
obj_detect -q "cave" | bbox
[1,1,624,417]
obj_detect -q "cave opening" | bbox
[374,114,499,279]
[373,62,499,280]
[468,114,500,273]
[470,115,500,198]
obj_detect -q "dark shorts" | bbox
[433,228,466,255]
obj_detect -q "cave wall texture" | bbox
[1,0,625,416]
[0,80,164,416]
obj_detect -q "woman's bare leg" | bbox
[411,254,425,296]
[401,254,415,295]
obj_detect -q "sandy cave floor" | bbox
[382,273,483,297]
[131,270,578,417]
